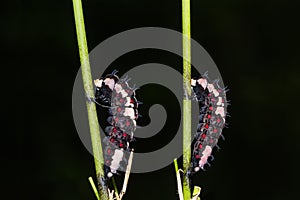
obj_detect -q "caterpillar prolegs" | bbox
[189,73,228,174]
[94,70,140,179]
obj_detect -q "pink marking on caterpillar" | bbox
[199,146,212,168]
[197,78,208,89]
[104,78,116,90]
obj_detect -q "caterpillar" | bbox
[94,70,140,179]
[189,73,228,174]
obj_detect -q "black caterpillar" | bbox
[94,70,140,179]
[189,73,228,174]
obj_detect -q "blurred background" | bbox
[3,0,300,199]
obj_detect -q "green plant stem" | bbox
[182,0,192,199]
[112,177,119,195]
[72,0,108,199]
[88,177,100,200]
[174,159,184,200]
[174,159,179,173]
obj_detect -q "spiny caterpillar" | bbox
[94,70,140,179]
[189,73,228,174]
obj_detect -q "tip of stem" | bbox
[88,177,100,200]
[174,158,179,172]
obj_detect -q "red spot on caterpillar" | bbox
[201,134,206,139]
[107,148,112,154]
[207,114,211,119]
[119,143,124,148]
[199,144,203,149]
[209,106,213,111]
[117,107,121,112]
[195,155,200,159]
[213,128,218,133]
[205,124,209,129]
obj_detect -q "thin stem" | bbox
[174,159,184,200]
[121,150,134,195]
[112,177,119,195]
[72,0,108,199]
[182,0,192,199]
[88,177,100,200]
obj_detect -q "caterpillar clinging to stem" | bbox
[94,70,140,180]
[188,73,228,175]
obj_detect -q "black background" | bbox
[3,0,300,200]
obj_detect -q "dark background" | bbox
[3,0,300,199]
